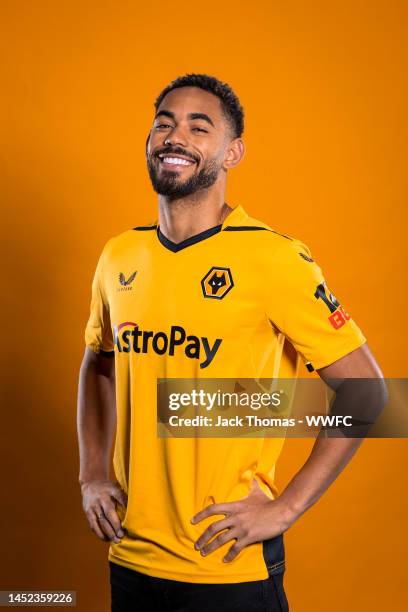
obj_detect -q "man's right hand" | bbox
[80,479,128,543]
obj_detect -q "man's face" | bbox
[146,86,232,200]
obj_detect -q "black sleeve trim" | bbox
[100,349,115,358]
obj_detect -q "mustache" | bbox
[154,146,199,164]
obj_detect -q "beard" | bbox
[147,153,221,200]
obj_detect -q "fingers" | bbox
[100,502,125,539]
[86,504,124,543]
[200,528,240,557]
[223,540,246,563]
[191,501,240,525]
[98,503,127,542]
[87,509,110,542]
[194,517,234,551]
[111,485,128,508]
[81,480,128,543]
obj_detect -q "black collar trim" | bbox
[157,223,223,253]
[223,225,292,240]
[133,222,293,245]
[223,225,268,231]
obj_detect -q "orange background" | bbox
[1,1,407,610]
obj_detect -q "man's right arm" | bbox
[77,347,127,544]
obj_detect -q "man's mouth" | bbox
[157,153,197,167]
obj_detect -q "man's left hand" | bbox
[190,478,296,563]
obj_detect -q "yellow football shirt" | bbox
[84,203,366,583]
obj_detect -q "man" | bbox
[77,74,385,611]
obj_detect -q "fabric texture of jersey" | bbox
[84,204,366,583]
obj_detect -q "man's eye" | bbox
[192,127,207,133]
[155,123,171,129]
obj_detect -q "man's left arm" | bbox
[191,342,388,562]
[272,341,387,527]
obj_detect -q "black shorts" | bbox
[109,536,289,612]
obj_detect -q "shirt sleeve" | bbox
[84,242,114,355]
[266,239,367,371]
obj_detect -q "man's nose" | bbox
[163,124,188,147]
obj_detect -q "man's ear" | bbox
[223,138,245,170]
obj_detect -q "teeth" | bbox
[162,157,193,166]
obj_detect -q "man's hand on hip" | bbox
[191,478,295,563]
[80,479,128,544]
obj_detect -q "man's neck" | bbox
[157,191,233,244]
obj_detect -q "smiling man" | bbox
[77,74,385,612]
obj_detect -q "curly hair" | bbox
[154,73,244,138]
